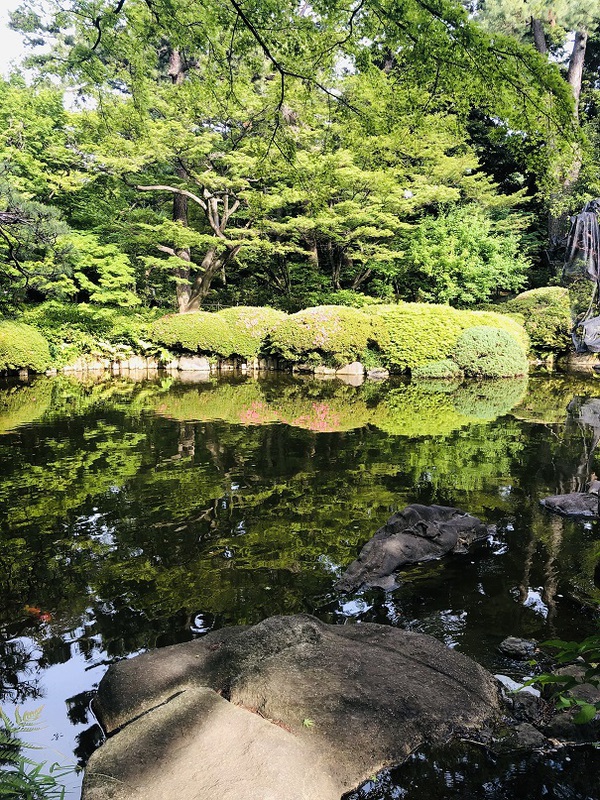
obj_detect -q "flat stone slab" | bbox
[84,686,338,800]
[86,615,501,799]
[335,504,490,592]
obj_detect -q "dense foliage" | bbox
[1,0,596,321]
[504,287,572,354]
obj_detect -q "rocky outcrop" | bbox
[335,504,491,593]
[84,614,502,800]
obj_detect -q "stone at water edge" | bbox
[335,503,491,593]
[84,686,339,800]
[85,614,502,799]
[540,492,599,518]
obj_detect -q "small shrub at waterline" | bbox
[0,321,51,373]
[504,287,571,354]
[452,326,528,378]
[268,306,384,367]
[215,307,287,358]
[411,359,462,380]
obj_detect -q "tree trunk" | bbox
[169,50,192,312]
[531,18,547,55]
[182,244,241,311]
[547,29,588,249]
[173,168,192,313]
[168,50,186,86]
[567,28,588,118]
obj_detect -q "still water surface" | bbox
[0,372,599,797]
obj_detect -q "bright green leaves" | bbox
[400,204,530,306]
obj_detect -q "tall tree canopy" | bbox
[3,0,586,309]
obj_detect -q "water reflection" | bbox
[345,742,600,800]
[0,372,599,797]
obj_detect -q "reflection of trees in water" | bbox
[0,636,42,703]
[346,741,600,800]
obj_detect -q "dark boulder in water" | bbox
[335,503,491,593]
[540,492,599,518]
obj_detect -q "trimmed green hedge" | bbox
[216,307,287,358]
[0,321,51,373]
[503,286,571,354]
[21,301,162,366]
[364,303,528,372]
[453,326,528,378]
[268,305,384,367]
[411,359,462,379]
[151,312,235,358]
[152,307,286,359]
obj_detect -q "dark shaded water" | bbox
[0,372,599,797]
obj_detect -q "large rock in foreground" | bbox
[335,504,491,592]
[84,615,501,800]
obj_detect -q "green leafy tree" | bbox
[399,204,530,305]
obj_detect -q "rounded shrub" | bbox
[268,306,384,366]
[365,303,528,372]
[0,321,51,373]
[150,312,236,358]
[452,326,529,378]
[504,286,571,354]
[411,359,462,380]
[216,307,287,358]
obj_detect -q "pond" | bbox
[0,371,599,798]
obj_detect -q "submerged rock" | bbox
[335,503,490,593]
[84,614,501,800]
[498,637,537,660]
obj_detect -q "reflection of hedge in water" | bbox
[152,380,279,426]
[403,421,525,495]
[375,386,474,437]
[0,380,53,434]
[0,376,173,436]
[269,382,373,432]
[150,377,528,436]
[452,379,528,421]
